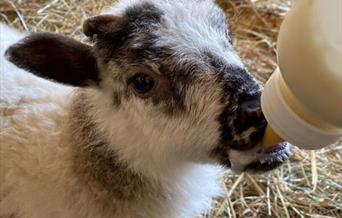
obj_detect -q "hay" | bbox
[1,0,341,217]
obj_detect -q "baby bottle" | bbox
[261,0,342,149]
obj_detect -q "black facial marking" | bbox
[149,63,187,115]
[203,52,266,154]
[94,2,164,63]
[125,2,163,27]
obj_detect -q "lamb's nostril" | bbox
[240,96,263,118]
[235,94,266,133]
[241,101,262,120]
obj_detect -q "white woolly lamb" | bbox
[0,0,291,217]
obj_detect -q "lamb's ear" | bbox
[83,15,122,37]
[5,33,98,87]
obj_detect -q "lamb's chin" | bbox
[245,142,291,173]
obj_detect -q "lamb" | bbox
[0,0,291,217]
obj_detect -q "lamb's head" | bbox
[5,0,290,174]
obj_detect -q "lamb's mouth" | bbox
[244,142,291,173]
[225,142,291,173]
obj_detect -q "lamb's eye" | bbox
[129,73,155,95]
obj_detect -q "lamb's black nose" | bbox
[235,94,266,133]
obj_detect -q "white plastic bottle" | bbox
[261,0,342,149]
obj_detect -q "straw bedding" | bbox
[1,0,341,217]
